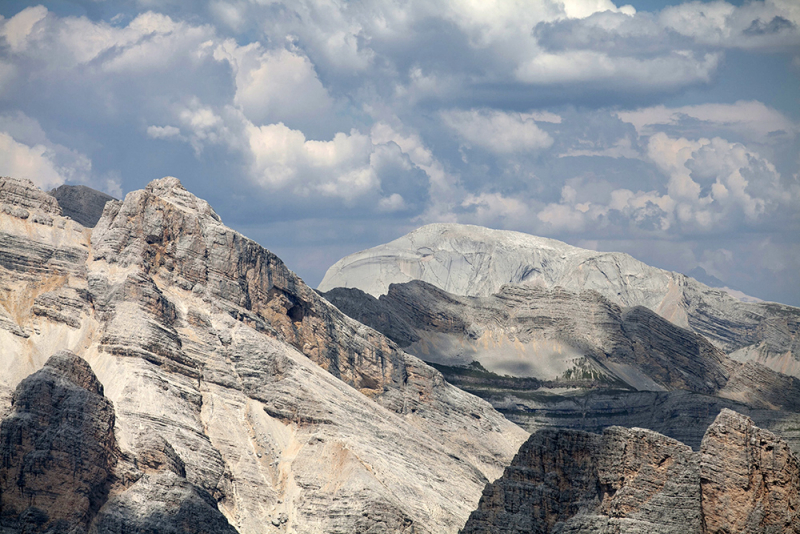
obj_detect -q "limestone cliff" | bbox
[461,409,800,533]
[325,281,734,392]
[0,176,527,534]
[319,223,800,377]
[322,280,800,452]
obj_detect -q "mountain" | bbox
[318,223,800,377]
[0,176,527,533]
[321,281,800,452]
[461,409,800,534]
[0,349,239,534]
[48,184,117,228]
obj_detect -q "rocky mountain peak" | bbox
[143,176,221,222]
[462,408,800,533]
[320,222,800,378]
[0,175,527,533]
[49,184,117,228]
[37,349,105,396]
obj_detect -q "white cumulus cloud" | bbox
[441,109,553,154]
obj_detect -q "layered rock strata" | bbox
[0,176,527,533]
[324,281,734,392]
[322,280,800,452]
[0,177,93,417]
[461,409,800,534]
[319,223,800,377]
[0,350,241,534]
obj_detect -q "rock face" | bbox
[324,281,734,393]
[0,177,93,419]
[318,223,800,377]
[49,184,116,228]
[701,410,800,534]
[90,471,240,534]
[0,176,527,534]
[0,350,241,534]
[0,350,117,533]
[461,409,800,534]
[322,280,800,453]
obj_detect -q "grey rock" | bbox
[48,185,116,228]
[0,351,117,534]
[462,409,800,534]
[319,286,419,347]
[700,410,800,534]
[89,472,238,534]
[0,176,527,534]
[1,177,62,216]
[461,425,701,534]
[326,281,734,393]
[324,279,800,453]
[319,223,800,377]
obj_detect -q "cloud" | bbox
[0,112,92,189]
[0,132,65,189]
[146,125,184,140]
[0,2,797,303]
[515,49,719,88]
[645,132,786,226]
[520,128,794,238]
[213,40,334,127]
[617,101,797,144]
[558,136,640,159]
[660,0,800,50]
[460,192,531,228]
[245,122,376,198]
[441,109,553,153]
[241,119,432,210]
[0,7,212,72]
[0,5,47,52]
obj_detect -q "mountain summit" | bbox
[319,223,800,377]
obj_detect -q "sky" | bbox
[0,0,798,305]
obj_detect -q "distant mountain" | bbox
[685,266,727,289]
[48,184,116,227]
[321,281,800,452]
[0,176,526,533]
[319,223,800,378]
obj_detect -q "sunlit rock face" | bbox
[461,409,799,534]
[0,176,527,534]
[319,223,800,378]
